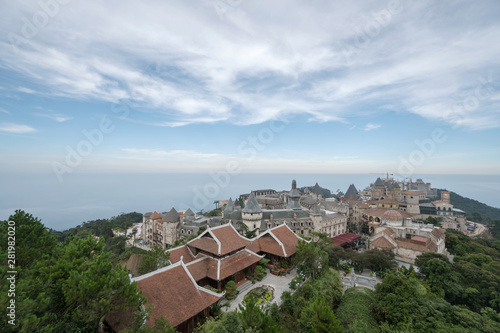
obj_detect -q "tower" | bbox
[242,192,262,233]
[287,180,302,210]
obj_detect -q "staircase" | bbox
[237,280,252,293]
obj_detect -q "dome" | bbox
[383,209,403,221]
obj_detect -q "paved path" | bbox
[222,268,299,312]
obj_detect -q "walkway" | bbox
[222,268,299,312]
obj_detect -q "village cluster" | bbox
[111,177,477,332]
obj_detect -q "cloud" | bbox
[364,123,381,131]
[0,107,9,114]
[33,112,72,122]
[0,123,36,134]
[0,1,499,129]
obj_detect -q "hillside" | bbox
[52,212,143,242]
[299,183,334,199]
[438,189,500,223]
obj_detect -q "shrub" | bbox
[225,280,238,300]
[255,265,266,280]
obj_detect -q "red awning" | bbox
[331,233,362,247]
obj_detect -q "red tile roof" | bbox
[331,233,362,247]
[371,237,396,249]
[365,207,414,219]
[168,245,196,264]
[188,237,219,255]
[185,258,210,281]
[211,225,250,255]
[187,224,250,256]
[135,263,222,328]
[248,224,303,257]
[397,237,437,252]
[383,229,395,237]
[256,234,285,257]
[149,211,162,220]
[218,250,263,280]
[271,224,301,257]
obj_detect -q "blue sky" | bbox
[1,0,500,179]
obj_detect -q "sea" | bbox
[1,172,499,231]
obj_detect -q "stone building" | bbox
[223,180,347,238]
[143,180,348,248]
[369,209,447,263]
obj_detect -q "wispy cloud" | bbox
[364,123,381,131]
[0,123,36,134]
[33,112,72,122]
[0,1,499,129]
[0,107,10,114]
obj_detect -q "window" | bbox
[254,224,256,229]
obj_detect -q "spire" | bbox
[164,207,180,223]
[287,179,302,210]
[223,198,234,217]
[242,193,262,213]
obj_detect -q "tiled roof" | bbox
[218,250,263,280]
[372,237,396,249]
[210,224,250,255]
[401,190,425,195]
[223,198,234,214]
[397,238,437,252]
[250,224,303,258]
[168,245,196,264]
[150,211,162,220]
[383,210,403,221]
[383,229,395,237]
[374,177,384,186]
[344,184,359,201]
[184,250,263,282]
[377,198,400,205]
[431,228,446,239]
[254,234,285,257]
[187,224,250,256]
[134,263,222,328]
[185,258,211,281]
[188,237,219,255]
[185,208,195,216]
[365,207,414,218]
[164,207,180,223]
[243,192,262,213]
[271,224,301,257]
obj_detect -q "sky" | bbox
[1,1,500,228]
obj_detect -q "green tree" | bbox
[139,245,170,275]
[238,294,278,332]
[0,229,144,332]
[336,288,378,333]
[0,210,57,272]
[299,297,344,333]
[294,240,328,280]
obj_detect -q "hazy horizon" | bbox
[1,172,499,231]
